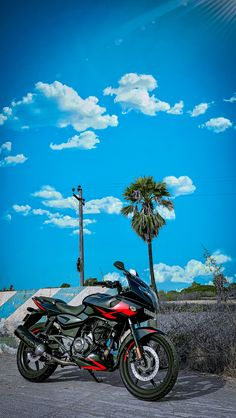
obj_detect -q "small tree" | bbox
[60,283,71,288]
[204,248,228,303]
[84,278,98,286]
[0,284,14,291]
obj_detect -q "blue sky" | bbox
[0,0,236,291]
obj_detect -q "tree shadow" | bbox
[48,368,225,401]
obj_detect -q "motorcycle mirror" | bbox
[113,261,125,271]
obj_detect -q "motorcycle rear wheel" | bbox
[17,323,57,382]
[120,333,179,401]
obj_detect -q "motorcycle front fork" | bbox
[128,318,144,363]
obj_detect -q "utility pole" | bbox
[72,185,85,286]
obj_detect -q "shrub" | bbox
[157,303,236,377]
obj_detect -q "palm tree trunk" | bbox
[147,240,159,301]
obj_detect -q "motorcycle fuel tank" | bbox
[83,293,140,320]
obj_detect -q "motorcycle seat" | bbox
[35,296,66,304]
[56,302,85,316]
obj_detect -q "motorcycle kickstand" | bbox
[87,370,103,383]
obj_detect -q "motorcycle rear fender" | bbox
[116,326,165,366]
[23,310,45,329]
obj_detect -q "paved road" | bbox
[0,354,235,418]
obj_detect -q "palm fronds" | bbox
[122,176,173,242]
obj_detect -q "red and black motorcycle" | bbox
[15,261,179,401]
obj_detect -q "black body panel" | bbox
[83,293,120,308]
[57,313,88,328]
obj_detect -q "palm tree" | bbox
[121,176,174,299]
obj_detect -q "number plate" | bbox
[144,308,156,319]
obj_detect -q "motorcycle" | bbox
[15,261,179,401]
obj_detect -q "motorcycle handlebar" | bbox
[93,280,121,289]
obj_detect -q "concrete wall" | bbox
[0,286,111,325]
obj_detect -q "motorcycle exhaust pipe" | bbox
[46,354,76,366]
[14,325,46,356]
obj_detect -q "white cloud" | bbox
[44,215,96,231]
[50,131,100,151]
[153,260,209,284]
[0,107,12,125]
[0,143,26,168]
[36,209,96,234]
[0,141,12,153]
[199,117,232,133]
[32,185,63,200]
[33,208,95,230]
[32,208,51,216]
[157,205,176,220]
[31,208,61,218]
[0,154,27,167]
[42,192,123,215]
[224,93,236,103]
[0,114,7,125]
[39,179,194,219]
[103,271,128,287]
[3,213,12,221]
[103,272,121,281]
[14,202,96,234]
[167,100,184,115]
[104,73,172,116]
[0,80,118,132]
[72,228,92,235]
[12,204,31,216]
[152,251,232,284]
[164,176,196,198]
[44,215,78,228]
[188,102,210,117]
[84,196,123,215]
[42,196,77,210]
[212,250,231,264]
[31,187,123,236]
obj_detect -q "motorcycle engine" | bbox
[71,319,112,358]
[71,333,93,356]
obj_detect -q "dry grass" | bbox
[157,302,236,377]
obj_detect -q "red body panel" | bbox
[82,358,107,371]
[95,301,137,320]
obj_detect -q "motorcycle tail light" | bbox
[33,299,45,311]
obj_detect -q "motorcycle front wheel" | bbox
[120,333,179,401]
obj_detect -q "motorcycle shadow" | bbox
[163,371,225,402]
[48,368,124,387]
[48,368,225,401]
